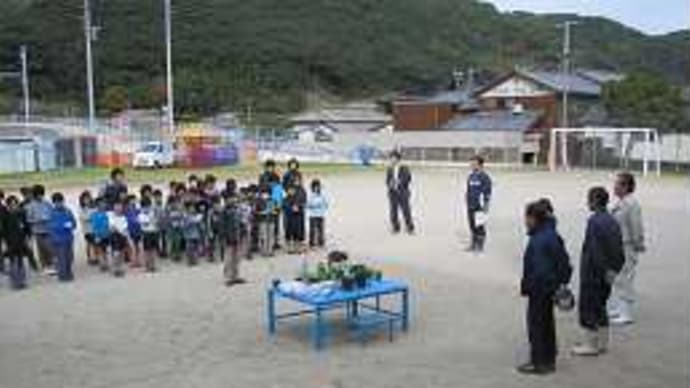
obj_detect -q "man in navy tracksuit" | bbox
[465,155,492,252]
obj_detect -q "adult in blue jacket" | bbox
[518,200,572,375]
[465,155,492,252]
[49,193,77,282]
[572,187,625,356]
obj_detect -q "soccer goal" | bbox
[548,127,661,176]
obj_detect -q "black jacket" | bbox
[282,169,302,188]
[580,210,625,287]
[521,220,572,297]
[2,209,31,256]
[386,165,412,195]
[258,171,280,187]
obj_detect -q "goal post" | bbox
[548,127,661,176]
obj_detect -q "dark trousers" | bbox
[579,282,611,330]
[25,242,39,271]
[388,190,414,232]
[7,255,27,289]
[467,208,486,248]
[309,217,325,247]
[35,234,54,268]
[527,293,557,366]
[273,214,281,248]
[54,242,74,282]
[250,220,259,253]
[158,229,168,257]
[285,213,305,242]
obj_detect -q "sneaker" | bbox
[516,363,555,375]
[610,315,634,326]
[226,278,247,287]
[44,268,57,276]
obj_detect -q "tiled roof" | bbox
[442,110,540,132]
[518,69,602,96]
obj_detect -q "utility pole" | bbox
[559,21,578,128]
[19,45,30,124]
[452,68,464,90]
[83,0,95,133]
[164,0,175,136]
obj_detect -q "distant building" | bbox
[387,68,623,164]
[392,90,476,131]
[474,68,621,127]
[0,123,97,172]
[289,103,392,142]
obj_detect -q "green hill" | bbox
[0,0,687,118]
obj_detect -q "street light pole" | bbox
[83,0,96,133]
[19,45,30,124]
[164,0,175,136]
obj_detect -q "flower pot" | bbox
[341,276,355,291]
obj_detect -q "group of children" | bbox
[0,160,329,289]
[0,186,77,288]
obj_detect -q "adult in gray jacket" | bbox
[609,172,645,325]
[26,185,54,274]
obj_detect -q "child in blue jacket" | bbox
[50,193,77,282]
[89,197,111,272]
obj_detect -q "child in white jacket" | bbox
[306,179,328,248]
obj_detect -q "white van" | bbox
[133,141,175,168]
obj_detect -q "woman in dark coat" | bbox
[518,200,571,375]
[572,187,625,356]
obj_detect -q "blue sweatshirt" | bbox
[89,210,110,241]
[50,205,76,245]
[126,208,142,239]
[466,170,492,211]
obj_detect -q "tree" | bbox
[101,85,129,115]
[603,72,689,134]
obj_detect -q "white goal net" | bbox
[548,127,661,176]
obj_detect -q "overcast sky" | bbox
[485,0,689,35]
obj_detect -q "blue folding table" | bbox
[267,279,410,350]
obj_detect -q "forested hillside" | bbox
[0,0,687,117]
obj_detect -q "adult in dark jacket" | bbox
[465,155,492,252]
[385,151,414,234]
[103,168,128,209]
[282,158,302,188]
[518,200,572,375]
[572,187,625,356]
[283,177,307,253]
[258,159,281,187]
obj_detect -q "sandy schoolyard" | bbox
[0,167,687,388]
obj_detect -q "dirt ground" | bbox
[0,167,688,388]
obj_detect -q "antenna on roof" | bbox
[466,68,475,94]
